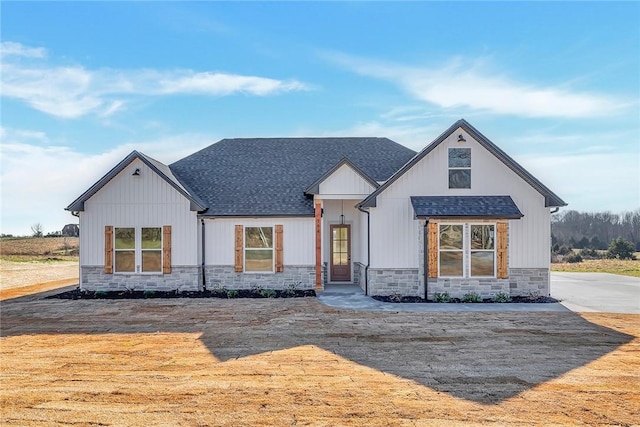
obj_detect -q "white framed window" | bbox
[114,227,162,273]
[438,223,495,277]
[448,148,471,189]
[244,226,273,272]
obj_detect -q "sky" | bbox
[1,1,638,236]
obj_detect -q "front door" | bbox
[330,224,351,281]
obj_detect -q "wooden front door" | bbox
[330,224,351,281]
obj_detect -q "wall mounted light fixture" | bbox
[457,134,466,143]
[132,168,141,176]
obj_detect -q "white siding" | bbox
[370,128,551,269]
[79,158,198,266]
[318,164,375,197]
[204,217,314,266]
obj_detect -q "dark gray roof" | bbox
[410,196,524,219]
[169,138,416,216]
[66,151,207,212]
[360,119,567,209]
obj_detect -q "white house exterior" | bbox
[66,119,566,298]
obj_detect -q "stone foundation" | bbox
[508,268,550,296]
[80,266,201,292]
[354,262,366,291]
[426,277,510,300]
[204,265,315,290]
[367,268,422,297]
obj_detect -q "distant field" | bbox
[552,258,640,278]
[0,236,79,261]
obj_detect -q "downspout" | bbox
[200,218,206,291]
[357,205,370,296]
[424,219,429,301]
[550,207,560,214]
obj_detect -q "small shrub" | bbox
[389,293,403,302]
[565,252,583,263]
[250,283,263,293]
[607,237,636,260]
[579,247,600,259]
[143,290,156,298]
[493,292,511,303]
[259,289,277,298]
[434,292,451,303]
[94,290,107,299]
[282,282,298,297]
[462,292,482,303]
[226,289,239,298]
[557,245,572,256]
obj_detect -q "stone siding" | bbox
[81,266,201,292]
[508,268,550,296]
[204,265,315,290]
[426,277,510,300]
[354,262,366,292]
[368,268,422,297]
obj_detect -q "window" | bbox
[438,223,495,277]
[245,227,273,272]
[449,148,471,189]
[114,227,162,273]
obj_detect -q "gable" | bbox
[359,119,566,209]
[305,158,378,198]
[66,151,206,212]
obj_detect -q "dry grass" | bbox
[1,289,639,426]
[0,237,79,259]
[552,258,640,277]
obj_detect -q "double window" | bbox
[449,148,471,189]
[114,227,162,273]
[438,223,495,277]
[245,227,274,272]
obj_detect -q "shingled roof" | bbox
[169,137,416,216]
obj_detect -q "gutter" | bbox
[356,205,370,296]
[201,218,206,291]
[424,219,429,301]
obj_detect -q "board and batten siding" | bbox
[318,164,375,197]
[79,158,199,267]
[204,217,314,266]
[370,128,551,269]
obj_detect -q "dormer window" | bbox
[449,148,471,189]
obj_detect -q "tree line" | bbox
[551,209,640,252]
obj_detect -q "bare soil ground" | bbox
[1,287,638,426]
[552,258,640,277]
[0,237,79,256]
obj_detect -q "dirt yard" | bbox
[1,287,638,426]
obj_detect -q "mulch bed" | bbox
[48,288,316,300]
[372,295,560,304]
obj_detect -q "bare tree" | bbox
[30,223,43,237]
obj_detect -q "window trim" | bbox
[448,147,471,189]
[113,226,163,275]
[438,222,496,278]
[244,226,275,273]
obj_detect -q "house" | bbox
[66,119,566,299]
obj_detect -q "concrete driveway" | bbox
[551,272,640,314]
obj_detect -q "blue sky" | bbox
[1,1,638,235]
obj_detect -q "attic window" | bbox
[449,148,471,189]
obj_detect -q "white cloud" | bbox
[0,129,214,236]
[0,42,310,119]
[0,41,47,58]
[324,52,627,119]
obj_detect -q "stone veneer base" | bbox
[508,268,550,297]
[367,268,422,297]
[80,266,201,292]
[204,265,315,290]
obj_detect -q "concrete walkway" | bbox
[317,284,569,312]
[551,272,640,314]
